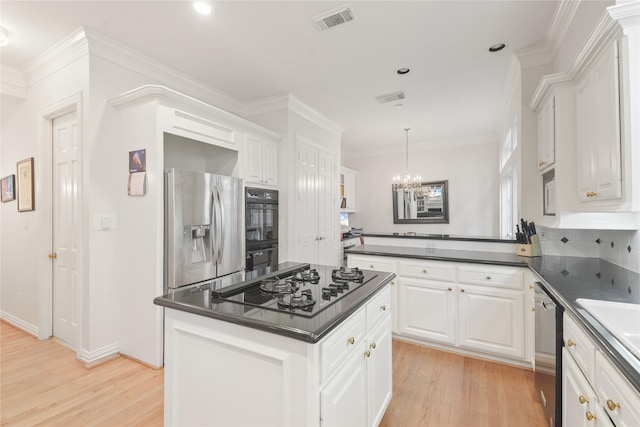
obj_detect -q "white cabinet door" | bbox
[576,41,622,202]
[366,316,392,427]
[320,352,368,427]
[245,134,278,187]
[457,284,525,359]
[538,95,555,171]
[262,139,279,186]
[398,278,456,345]
[246,135,263,184]
[563,349,600,427]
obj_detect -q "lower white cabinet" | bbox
[164,285,392,426]
[457,284,525,359]
[398,278,456,345]
[563,348,611,427]
[321,296,393,427]
[347,253,532,366]
[563,313,640,427]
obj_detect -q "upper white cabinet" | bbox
[528,3,640,229]
[537,95,556,172]
[245,133,279,187]
[340,167,357,212]
[576,41,622,202]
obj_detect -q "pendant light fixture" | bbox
[392,128,422,191]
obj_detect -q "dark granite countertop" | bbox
[363,232,516,243]
[346,244,640,392]
[154,263,395,344]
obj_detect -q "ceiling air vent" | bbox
[375,91,406,104]
[313,5,355,31]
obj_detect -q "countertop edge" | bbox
[154,272,396,343]
[363,233,516,243]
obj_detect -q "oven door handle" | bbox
[247,247,277,256]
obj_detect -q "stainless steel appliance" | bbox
[245,187,278,271]
[164,169,244,290]
[535,282,564,427]
[212,265,377,318]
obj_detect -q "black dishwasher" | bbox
[534,282,564,427]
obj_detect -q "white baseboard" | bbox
[0,310,39,336]
[78,342,120,364]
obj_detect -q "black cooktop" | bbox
[211,264,378,317]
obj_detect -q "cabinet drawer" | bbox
[366,286,391,332]
[457,264,523,289]
[398,259,455,282]
[563,313,596,384]
[595,351,640,427]
[321,309,366,383]
[348,256,396,273]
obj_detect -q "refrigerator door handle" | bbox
[209,189,218,265]
[213,185,224,264]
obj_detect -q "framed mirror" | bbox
[392,180,449,224]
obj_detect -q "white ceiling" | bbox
[0,1,559,157]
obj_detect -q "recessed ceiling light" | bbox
[0,27,9,47]
[193,2,213,15]
[396,68,410,75]
[489,43,506,52]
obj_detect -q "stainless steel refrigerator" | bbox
[164,169,244,290]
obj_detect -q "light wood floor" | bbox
[1,321,545,426]
[380,339,547,427]
[0,321,163,426]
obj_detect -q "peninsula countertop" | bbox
[345,244,640,391]
[154,262,395,343]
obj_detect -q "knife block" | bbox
[516,234,542,257]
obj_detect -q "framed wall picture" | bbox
[17,157,35,212]
[1,174,15,202]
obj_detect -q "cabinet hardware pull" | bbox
[348,337,355,345]
[539,161,545,167]
[579,395,589,404]
[529,285,534,289]
[606,399,621,411]
[370,265,374,268]
[422,269,427,273]
[532,307,536,312]
[567,339,576,347]
[364,351,371,358]
[48,253,57,259]
[370,343,376,350]
[460,289,465,293]
[380,305,387,311]
[486,275,491,280]
[391,281,395,285]
[585,411,597,421]
[448,287,452,291]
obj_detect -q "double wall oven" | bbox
[245,187,278,272]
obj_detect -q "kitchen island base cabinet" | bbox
[163,286,392,427]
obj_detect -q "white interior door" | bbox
[295,140,319,264]
[317,149,337,266]
[52,111,80,348]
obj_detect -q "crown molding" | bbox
[0,64,27,98]
[529,71,573,111]
[82,28,245,116]
[110,85,281,139]
[515,0,581,69]
[245,93,344,136]
[22,27,89,87]
[607,1,640,29]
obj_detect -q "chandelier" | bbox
[392,128,422,192]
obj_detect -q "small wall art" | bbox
[17,157,35,211]
[1,174,15,202]
[128,149,146,196]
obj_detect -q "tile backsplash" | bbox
[538,226,639,273]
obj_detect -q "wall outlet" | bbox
[539,230,547,241]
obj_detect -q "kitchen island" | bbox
[154,263,395,426]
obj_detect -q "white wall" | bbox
[1,56,89,337]
[344,140,499,236]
